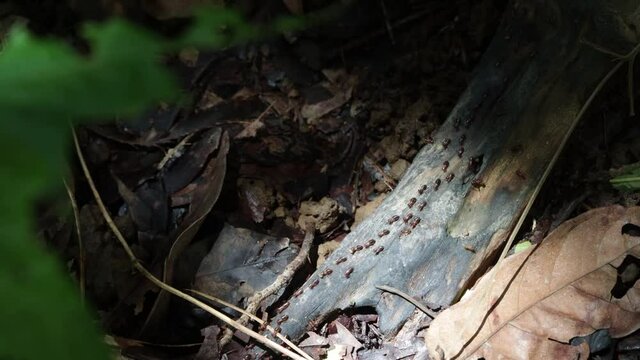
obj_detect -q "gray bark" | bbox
[272,0,640,341]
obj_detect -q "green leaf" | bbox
[0,209,110,360]
[513,240,533,254]
[0,18,188,360]
[610,162,640,192]
[0,7,309,359]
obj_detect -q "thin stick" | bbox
[627,52,636,116]
[501,40,640,260]
[64,178,85,303]
[464,43,634,360]
[376,285,437,318]
[219,226,315,348]
[71,127,307,360]
[379,0,395,45]
[498,58,626,261]
[188,290,313,360]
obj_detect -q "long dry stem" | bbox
[64,178,85,302]
[71,127,308,360]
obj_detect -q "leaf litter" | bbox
[426,206,640,360]
[34,0,640,358]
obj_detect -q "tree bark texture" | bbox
[271,0,640,341]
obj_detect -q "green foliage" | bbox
[610,162,640,192]
[0,8,304,360]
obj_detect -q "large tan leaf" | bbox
[425,206,640,360]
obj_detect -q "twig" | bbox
[71,127,308,360]
[376,285,437,318]
[234,102,273,139]
[379,0,395,45]
[499,50,628,262]
[363,155,397,191]
[156,133,194,170]
[219,226,315,347]
[464,42,635,360]
[580,39,640,117]
[64,178,85,303]
[188,289,313,360]
[500,40,639,261]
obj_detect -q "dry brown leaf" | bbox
[235,103,272,140]
[425,206,640,360]
[141,130,230,335]
[328,322,362,350]
[234,118,265,139]
[301,71,357,121]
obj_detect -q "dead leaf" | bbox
[237,178,277,223]
[261,93,294,116]
[301,71,357,121]
[299,332,330,347]
[194,224,299,307]
[197,90,224,111]
[425,206,640,359]
[234,118,265,139]
[141,130,230,336]
[299,332,329,359]
[195,325,220,360]
[326,344,348,360]
[235,103,272,140]
[329,322,362,350]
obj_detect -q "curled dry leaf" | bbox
[141,130,229,335]
[425,206,640,360]
[301,71,357,121]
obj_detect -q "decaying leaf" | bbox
[299,332,330,348]
[301,70,357,121]
[141,130,230,335]
[195,325,221,360]
[329,321,363,351]
[194,224,299,308]
[425,206,640,360]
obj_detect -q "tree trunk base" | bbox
[271,0,640,344]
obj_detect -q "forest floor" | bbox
[32,0,640,358]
